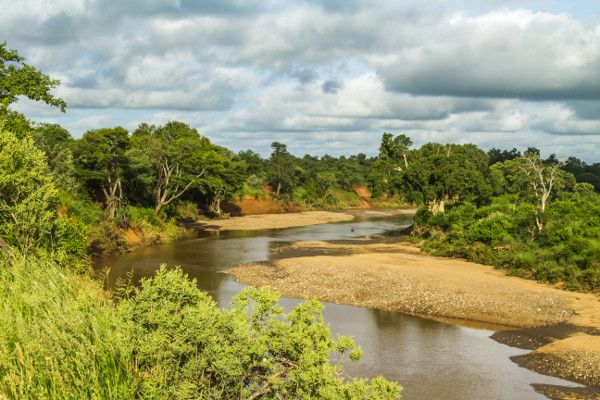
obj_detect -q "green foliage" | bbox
[562,156,600,192]
[414,187,600,291]
[241,178,267,200]
[31,123,78,192]
[487,147,520,165]
[172,200,201,222]
[267,142,299,195]
[367,133,411,198]
[0,41,66,111]
[0,256,138,399]
[87,220,130,256]
[87,206,181,256]
[401,143,492,210]
[73,127,130,218]
[0,131,86,263]
[0,258,402,399]
[121,266,402,399]
[128,122,245,216]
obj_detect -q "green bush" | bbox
[121,266,402,399]
[0,258,403,399]
[125,206,162,226]
[88,220,129,256]
[0,131,87,266]
[172,201,200,222]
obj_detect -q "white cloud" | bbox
[1,0,599,161]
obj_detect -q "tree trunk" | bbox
[208,188,225,216]
[103,177,122,219]
[153,160,205,216]
[208,196,222,216]
[429,199,445,214]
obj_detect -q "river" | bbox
[98,214,582,400]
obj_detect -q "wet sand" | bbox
[227,239,600,389]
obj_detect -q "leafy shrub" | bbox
[172,200,200,222]
[0,131,87,266]
[125,205,162,226]
[88,220,129,256]
[414,192,600,291]
[121,266,402,399]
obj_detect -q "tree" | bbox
[492,153,575,234]
[487,147,520,165]
[31,123,78,192]
[200,146,246,215]
[369,133,412,198]
[267,142,297,195]
[0,130,85,260]
[379,132,412,170]
[238,149,267,177]
[522,153,568,212]
[74,127,130,219]
[0,42,67,138]
[128,122,238,216]
[315,171,338,199]
[562,157,600,192]
[0,42,66,137]
[401,143,491,212]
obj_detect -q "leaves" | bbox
[0,41,66,112]
[121,266,402,399]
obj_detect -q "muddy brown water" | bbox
[98,214,584,400]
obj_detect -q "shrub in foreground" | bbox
[121,266,402,399]
[0,258,402,399]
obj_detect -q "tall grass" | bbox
[0,256,138,399]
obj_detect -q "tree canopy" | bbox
[0,41,66,112]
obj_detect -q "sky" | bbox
[2,0,600,161]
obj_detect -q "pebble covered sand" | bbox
[227,239,600,389]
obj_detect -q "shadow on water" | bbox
[97,214,585,400]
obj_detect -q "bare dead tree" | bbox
[154,158,206,216]
[102,174,123,219]
[521,153,568,232]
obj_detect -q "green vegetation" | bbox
[2,37,600,399]
[414,187,600,291]
[0,256,402,399]
[372,136,600,291]
[122,267,401,399]
[0,131,86,266]
[0,256,137,399]
[0,43,402,399]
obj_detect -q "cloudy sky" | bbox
[2,0,600,161]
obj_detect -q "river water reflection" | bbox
[98,214,581,399]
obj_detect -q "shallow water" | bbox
[98,214,582,399]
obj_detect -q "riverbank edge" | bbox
[225,238,600,390]
[186,208,416,232]
[96,207,414,257]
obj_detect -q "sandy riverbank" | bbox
[197,211,355,231]
[226,239,600,388]
[195,208,415,231]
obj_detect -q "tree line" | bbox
[0,41,403,399]
[366,132,600,291]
